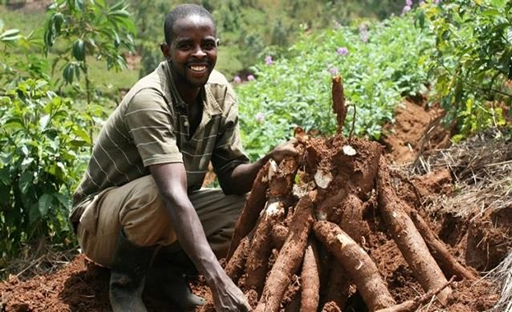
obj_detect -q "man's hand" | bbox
[209,272,251,311]
[217,138,299,195]
[269,138,299,163]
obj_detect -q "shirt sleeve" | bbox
[124,88,183,167]
[211,85,250,179]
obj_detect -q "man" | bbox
[70,3,295,312]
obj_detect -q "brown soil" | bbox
[381,97,451,165]
[0,96,508,311]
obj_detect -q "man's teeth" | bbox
[190,65,207,72]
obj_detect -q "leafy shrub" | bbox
[0,79,90,258]
[44,0,136,94]
[236,15,433,160]
[420,0,511,140]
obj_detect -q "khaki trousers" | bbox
[76,175,246,267]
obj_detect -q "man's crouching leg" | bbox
[76,176,245,311]
[76,175,184,311]
[109,230,157,312]
[144,188,246,310]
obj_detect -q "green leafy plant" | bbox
[44,0,136,102]
[43,0,137,145]
[0,19,50,88]
[420,0,511,139]
[0,79,90,259]
[236,15,432,160]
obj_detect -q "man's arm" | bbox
[218,139,298,195]
[150,163,250,311]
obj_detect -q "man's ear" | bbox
[216,38,220,47]
[160,42,170,59]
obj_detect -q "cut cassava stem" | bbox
[314,221,396,311]
[375,277,455,312]
[377,158,452,305]
[299,239,320,312]
[410,211,477,281]
[228,162,270,260]
[254,195,315,312]
[332,75,347,134]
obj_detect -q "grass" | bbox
[86,57,139,91]
[0,5,47,34]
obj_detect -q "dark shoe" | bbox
[146,249,206,311]
[109,231,156,312]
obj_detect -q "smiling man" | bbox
[70,3,295,312]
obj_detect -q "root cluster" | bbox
[201,77,477,312]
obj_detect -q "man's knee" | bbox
[118,176,177,247]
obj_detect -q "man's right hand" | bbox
[209,272,251,311]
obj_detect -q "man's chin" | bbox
[187,76,210,88]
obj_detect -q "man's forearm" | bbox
[220,155,271,195]
[150,164,225,283]
[162,194,225,282]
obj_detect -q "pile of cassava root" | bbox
[201,77,478,312]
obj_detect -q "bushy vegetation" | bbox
[0,0,133,262]
[0,79,89,257]
[237,14,433,160]
[236,0,512,160]
[421,0,511,140]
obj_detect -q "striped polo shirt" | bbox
[71,61,249,217]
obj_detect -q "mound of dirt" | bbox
[381,97,451,165]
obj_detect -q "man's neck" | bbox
[175,82,200,107]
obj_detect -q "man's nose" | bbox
[192,46,207,58]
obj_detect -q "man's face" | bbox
[162,15,218,89]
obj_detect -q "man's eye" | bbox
[203,42,216,50]
[178,43,192,50]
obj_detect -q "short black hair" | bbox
[164,4,215,45]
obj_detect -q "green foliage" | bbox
[126,0,169,77]
[236,15,432,160]
[0,4,126,261]
[421,0,511,139]
[43,0,137,146]
[208,0,409,74]
[44,0,137,87]
[0,19,50,87]
[0,79,90,258]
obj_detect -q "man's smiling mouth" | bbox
[190,65,207,72]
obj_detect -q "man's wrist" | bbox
[203,262,228,285]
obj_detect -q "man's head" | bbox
[161,4,218,90]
